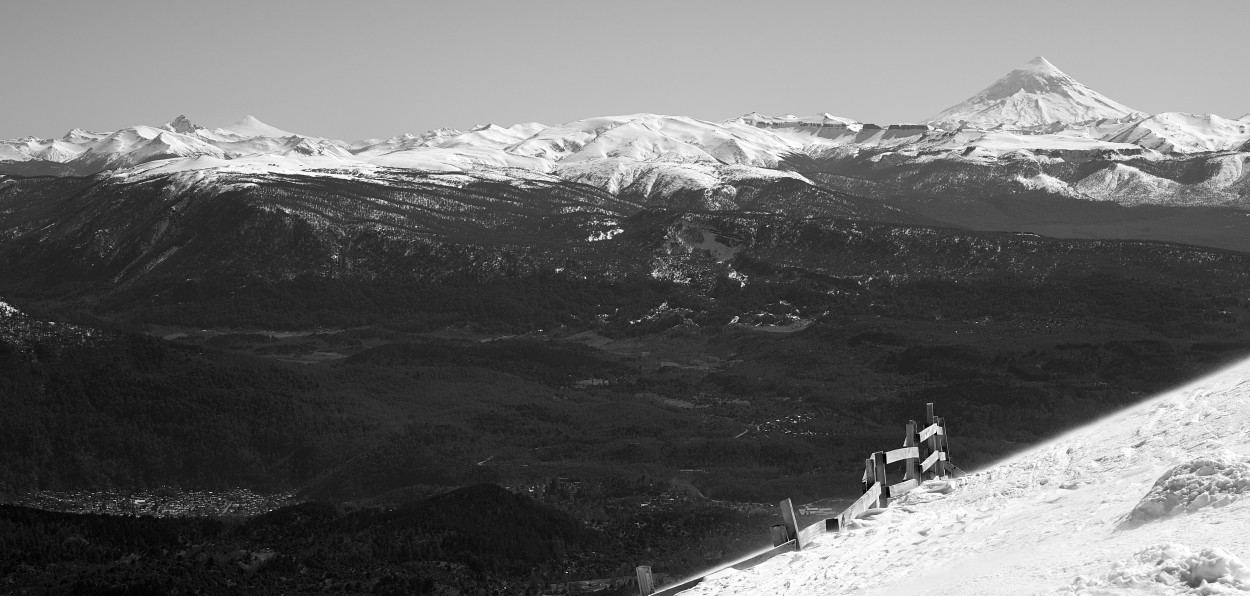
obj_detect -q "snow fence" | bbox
[635,402,965,596]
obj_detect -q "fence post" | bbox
[936,415,950,477]
[864,456,874,492]
[779,498,801,550]
[903,420,919,482]
[873,451,888,508]
[636,566,654,596]
[925,403,937,479]
[770,524,789,547]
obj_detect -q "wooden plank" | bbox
[779,498,801,549]
[729,540,796,570]
[637,566,655,595]
[838,483,880,528]
[887,478,920,498]
[885,446,919,464]
[652,541,799,595]
[921,450,947,472]
[918,423,944,442]
[797,521,822,548]
[653,577,702,596]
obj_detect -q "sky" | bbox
[3,0,1248,141]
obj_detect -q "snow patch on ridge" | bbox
[1015,173,1078,196]
[554,157,808,204]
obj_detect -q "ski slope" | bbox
[677,357,1250,595]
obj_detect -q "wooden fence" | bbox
[634,402,964,596]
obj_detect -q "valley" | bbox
[4,51,1250,594]
[6,202,1250,591]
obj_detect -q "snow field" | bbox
[675,357,1250,595]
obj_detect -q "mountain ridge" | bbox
[3,59,1250,213]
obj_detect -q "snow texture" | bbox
[1056,543,1250,594]
[1103,113,1250,154]
[1122,458,1250,527]
[672,356,1250,595]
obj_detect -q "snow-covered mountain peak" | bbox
[61,128,108,143]
[928,57,1146,131]
[162,115,204,135]
[1020,55,1061,74]
[219,115,295,139]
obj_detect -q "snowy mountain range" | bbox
[2,57,1249,211]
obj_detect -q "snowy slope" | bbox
[1072,157,1250,207]
[0,137,88,162]
[70,126,226,171]
[352,129,462,155]
[366,146,551,172]
[734,112,863,132]
[554,157,808,204]
[440,122,547,151]
[1102,112,1250,154]
[506,113,809,167]
[61,128,109,144]
[677,357,1250,595]
[928,57,1146,131]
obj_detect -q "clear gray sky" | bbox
[3,0,1247,140]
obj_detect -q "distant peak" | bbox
[61,128,103,142]
[927,56,1144,129]
[162,115,203,135]
[221,115,295,138]
[1023,56,1060,73]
